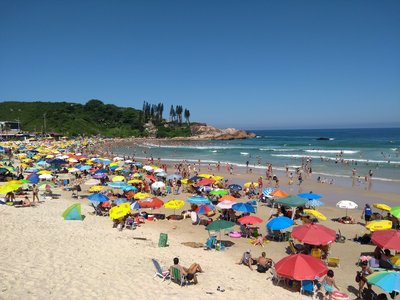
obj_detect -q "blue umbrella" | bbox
[108,182,128,189]
[367,271,400,292]
[27,173,39,184]
[37,160,48,166]
[306,199,325,207]
[262,188,274,197]
[166,174,182,181]
[115,198,128,205]
[121,185,138,191]
[26,167,39,173]
[298,193,322,200]
[133,162,142,167]
[48,158,67,165]
[156,171,167,177]
[79,165,92,171]
[101,159,111,165]
[196,204,215,215]
[266,216,294,230]
[110,165,119,171]
[189,175,202,181]
[228,184,242,191]
[131,201,140,210]
[198,186,212,192]
[186,196,211,205]
[232,202,255,213]
[88,193,109,203]
[94,169,108,174]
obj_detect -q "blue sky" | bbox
[1,0,399,130]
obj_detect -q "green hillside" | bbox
[0,100,191,138]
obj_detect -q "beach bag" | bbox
[355,271,362,283]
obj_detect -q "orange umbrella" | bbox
[219,195,237,202]
[270,189,289,198]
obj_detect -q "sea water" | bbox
[114,128,400,185]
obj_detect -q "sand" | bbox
[1,158,399,300]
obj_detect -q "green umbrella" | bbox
[209,189,229,196]
[275,195,307,207]
[206,220,235,231]
[390,206,400,218]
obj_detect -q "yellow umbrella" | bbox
[164,200,185,215]
[109,203,131,220]
[181,178,189,184]
[132,173,142,178]
[199,173,213,178]
[37,170,52,175]
[115,167,124,171]
[128,179,142,184]
[390,255,400,266]
[373,203,391,211]
[109,162,119,167]
[89,185,104,193]
[112,176,125,182]
[366,220,392,232]
[134,192,150,200]
[244,182,259,188]
[0,184,21,194]
[19,163,29,168]
[303,209,327,221]
[212,175,224,181]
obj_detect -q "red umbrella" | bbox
[238,215,263,225]
[291,223,336,246]
[146,175,157,181]
[197,178,215,186]
[275,254,328,280]
[138,197,164,209]
[372,229,400,251]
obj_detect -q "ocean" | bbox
[113,128,400,188]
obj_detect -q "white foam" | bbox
[240,152,249,155]
[305,149,359,154]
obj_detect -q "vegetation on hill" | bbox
[0,100,192,138]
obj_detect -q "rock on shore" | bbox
[173,123,256,140]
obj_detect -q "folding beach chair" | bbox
[152,259,170,281]
[300,280,316,298]
[169,266,187,287]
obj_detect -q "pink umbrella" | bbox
[372,229,400,251]
[238,215,263,225]
[291,223,336,246]
[275,253,328,280]
[217,200,234,209]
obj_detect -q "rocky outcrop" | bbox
[143,121,157,137]
[172,124,256,140]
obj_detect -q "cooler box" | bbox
[147,215,155,221]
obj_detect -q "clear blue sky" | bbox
[1,0,399,130]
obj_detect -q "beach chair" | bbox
[281,231,292,242]
[169,266,187,287]
[311,248,322,259]
[152,259,170,281]
[271,266,285,286]
[288,240,298,254]
[204,236,217,250]
[300,280,315,298]
[335,230,346,243]
[327,257,340,268]
[91,203,108,216]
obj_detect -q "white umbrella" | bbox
[124,159,133,164]
[143,165,153,171]
[39,174,53,180]
[336,200,358,216]
[84,178,100,186]
[217,200,234,210]
[154,168,165,173]
[68,167,80,173]
[113,156,124,161]
[151,181,165,190]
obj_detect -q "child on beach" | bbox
[323,269,339,300]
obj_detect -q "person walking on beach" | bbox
[32,184,39,203]
[361,204,373,223]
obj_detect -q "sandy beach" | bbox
[1,145,399,300]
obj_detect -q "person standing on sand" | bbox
[32,184,39,203]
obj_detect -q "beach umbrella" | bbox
[367,271,400,292]
[209,189,229,196]
[217,200,234,210]
[206,220,235,232]
[130,201,140,210]
[228,184,242,191]
[164,200,185,215]
[88,193,109,203]
[195,204,215,215]
[68,167,80,173]
[238,215,262,225]
[275,254,328,281]
[292,223,336,246]
[199,173,213,178]
[211,175,224,181]
[270,189,289,198]
[143,165,153,171]
[390,255,400,266]
[27,173,39,183]
[151,181,165,190]
[244,182,259,188]
[89,185,104,193]
[92,173,106,179]
[219,195,237,202]
[109,202,131,220]
[84,178,100,186]
[306,199,325,207]
[262,187,274,197]
[114,198,128,205]
[189,175,202,181]
[26,167,39,173]
[155,171,167,177]
[198,186,212,192]
[303,209,327,221]
[134,192,151,200]
[266,216,294,231]
[371,229,400,251]
[146,174,157,181]
[39,174,53,180]
[197,178,215,186]
[298,192,322,200]
[0,184,21,194]
[94,169,108,174]
[112,176,125,182]
[336,200,358,217]
[139,197,164,209]
[37,170,52,175]
[166,174,182,181]
[128,179,142,184]
[232,202,255,214]
[366,220,392,232]
[275,195,307,207]
[121,185,138,192]
[186,195,211,205]
[108,182,128,189]
[373,203,391,212]
[390,206,400,218]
